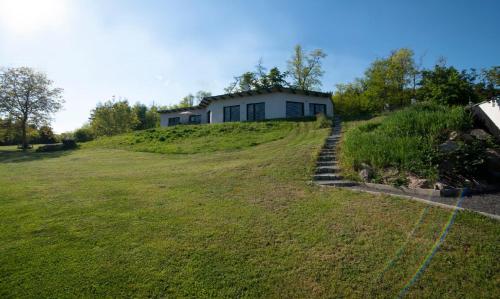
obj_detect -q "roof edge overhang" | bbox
[158,87,332,114]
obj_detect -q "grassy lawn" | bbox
[0,121,498,298]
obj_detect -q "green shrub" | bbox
[340,102,472,181]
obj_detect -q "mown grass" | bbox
[340,103,472,181]
[84,121,300,154]
[0,120,498,298]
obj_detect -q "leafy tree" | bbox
[287,45,327,91]
[363,48,416,109]
[474,66,499,100]
[89,98,138,136]
[74,124,94,142]
[0,67,64,149]
[263,67,289,89]
[36,125,57,144]
[144,105,161,128]
[417,63,477,105]
[224,63,289,93]
[132,103,149,130]
[195,90,211,103]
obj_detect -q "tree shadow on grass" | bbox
[0,148,73,164]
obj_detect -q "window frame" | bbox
[189,114,201,124]
[309,103,327,116]
[168,117,180,126]
[223,105,240,122]
[286,101,305,118]
[247,102,266,121]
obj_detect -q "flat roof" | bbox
[158,87,332,114]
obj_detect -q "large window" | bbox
[189,114,201,124]
[168,117,180,126]
[223,105,240,122]
[309,103,327,116]
[247,102,265,121]
[286,101,304,118]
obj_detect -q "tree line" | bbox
[332,48,499,116]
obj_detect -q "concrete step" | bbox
[315,180,358,187]
[315,165,341,173]
[316,161,337,167]
[318,155,335,161]
[320,151,335,155]
[314,174,343,181]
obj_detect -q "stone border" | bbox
[347,186,500,221]
[362,182,500,197]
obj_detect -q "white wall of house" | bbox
[160,92,333,127]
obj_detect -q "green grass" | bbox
[340,103,472,182]
[84,121,300,154]
[0,120,498,298]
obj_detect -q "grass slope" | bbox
[0,121,498,298]
[84,121,299,154]
[340,103,471,181]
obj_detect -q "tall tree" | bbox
[89,98,138,136]
[417,64,477,105]
[0,67,64,149]
[287,45,327,91]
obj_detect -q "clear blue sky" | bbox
[0,0,499,132]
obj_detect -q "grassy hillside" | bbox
[0,120,499,298]
[84,121,303,154]
[340,103,472,182]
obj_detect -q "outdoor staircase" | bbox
[314,118,357,187]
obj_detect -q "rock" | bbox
[382,167,400,184]
[408,174,432,189]
[434,182,447,190]
[448,131,459,141]
[359,169,372,182]
[461,133,475,143]
[358,163,373,182]
[439,140,459,153]
[470,129,492,141]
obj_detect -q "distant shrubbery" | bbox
[340,103,472,182]
[332,49,499,116]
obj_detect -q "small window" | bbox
[168,117,180,126]
[247,102,265,121]
[189,114,201,124]
[309,103,327,116]
[286,101,304,118]
[207,110,211,124]
[223,105,240,122]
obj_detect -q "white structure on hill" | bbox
[158,88,333,126]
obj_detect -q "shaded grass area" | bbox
[340,103,471,181]
[0,121,498,298]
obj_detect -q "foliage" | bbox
[167,90,212,109]
[0,117,58,145]
[89,98,139,137]
[224,62,289,93]
[132,103,161,130]
[332,48,416,116]
[0,67,64,148]
[73,125,94,142]
[417,63,477,105]
[287,45,327,91]
[340,103,472,181]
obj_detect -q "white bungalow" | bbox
[158,87,333,126]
